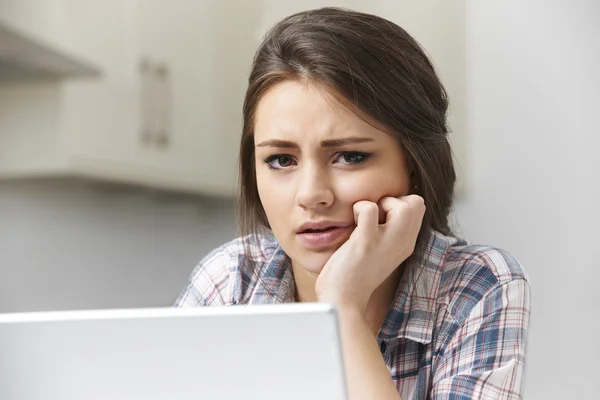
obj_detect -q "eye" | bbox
[334,151,372,165]
[264,155,296,170]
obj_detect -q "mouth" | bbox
[296,224,353,249]
[299,226,342,234]
[296,220,353,234]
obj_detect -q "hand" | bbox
[315,195,426,313]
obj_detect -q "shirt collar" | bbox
[252,230,461,344]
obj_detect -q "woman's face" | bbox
[254,81,411,275]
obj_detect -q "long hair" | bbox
[238,7,456,293]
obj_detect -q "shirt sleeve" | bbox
[431,277,531,399]
[173,247,233,307]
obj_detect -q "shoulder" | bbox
[427,237,531,397]
[174,234,280,307]
[438,239,531,323]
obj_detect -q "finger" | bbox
[379,195,425,223]
[352,201,379,234]
[379,194,425,212]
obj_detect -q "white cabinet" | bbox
[132,0,261,196]
[0,0,466,197]
[0,0,259,197]
[58,0,144,179]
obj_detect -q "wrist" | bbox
[316,291,367,314]
[315,280,370,315]
[332,301,368,322]
[338,306,364,319]
[334,305,372,339]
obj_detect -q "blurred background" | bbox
[0,0,598,398]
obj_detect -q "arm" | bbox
[431,278,531,399]
[316,196,426,400]
[337,307,401,400]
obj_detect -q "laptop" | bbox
[0,303,347,400]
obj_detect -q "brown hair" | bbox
[238,7,456,279]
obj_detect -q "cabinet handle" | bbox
[139,59,170,150]
[139,58,154,146]
[154,63,170,150]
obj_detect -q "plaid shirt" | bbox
[175,230,531,399]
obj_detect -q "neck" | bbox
[292,262,403,335]
[292,263,319,302]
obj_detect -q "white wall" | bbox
[0,179,236,313]
[455,1,600,398]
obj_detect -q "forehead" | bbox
[253,80,386,143]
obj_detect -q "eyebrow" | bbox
[255,137,375,148]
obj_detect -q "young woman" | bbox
[176,7,530,400]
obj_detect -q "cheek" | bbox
[334,169,409,204]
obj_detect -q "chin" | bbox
[295,250,335,275]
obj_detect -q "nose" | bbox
[295,163,334,210]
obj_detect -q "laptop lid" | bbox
[0,303,347,400]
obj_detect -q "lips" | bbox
[296,221,353,249]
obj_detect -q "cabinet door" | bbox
[136,0,262,197]
[133,0,215,192]
[59,0,147,180]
